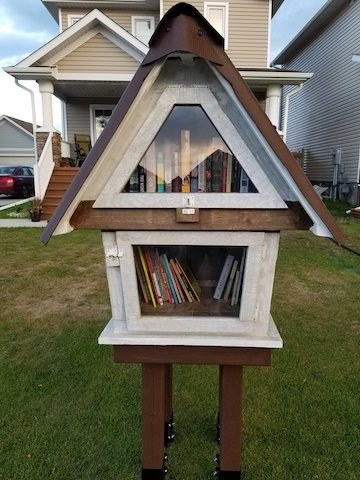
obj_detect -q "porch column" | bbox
[37,80,56,132]
[265,83,281,130]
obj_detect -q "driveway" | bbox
[0,195,17,207]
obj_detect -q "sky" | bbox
[0,0,329,131]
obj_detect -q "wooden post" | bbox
[218,365,243,479]
[142,363,167,479]
[164,364,174,446]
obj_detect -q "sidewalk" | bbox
[0,218,47,228]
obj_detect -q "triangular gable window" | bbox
[123,106,257,193]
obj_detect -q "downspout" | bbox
[283,82,303,144]
[15,79,38,160]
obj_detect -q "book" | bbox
[205,153,212,192]
[222,152,228,192]
[139,165,146,192]
[144,247,163,305]
[170,259,193,303]
[169,260,186,303]
[223,259,238,301]
[231,268,241,306]
[172,148,182,192]
[161,253,182,304]
[164,143,173,193]
[156,151,165,193]
[134,250,149,304]
[145,143,156,192]
[181,130,191,193]
[175,259,201,302]
[240,168,250,193]
[213,254,234,300]
[197,154,205,192]
[137,246,156,307]
[226,153,233,192]
[211,149,223,193]
[190,155,198,193]
[232,249,246,306]
[129,167,139,192]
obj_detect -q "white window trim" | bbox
[90,104,116,146]
[204,2,229,50]
[67,14,85,28]
[131,15,155,44]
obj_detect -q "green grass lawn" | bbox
[0,212,359,480]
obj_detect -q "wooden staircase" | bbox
[41,167,80,220]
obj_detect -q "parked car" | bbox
[0,165,35,198]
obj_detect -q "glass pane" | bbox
[133,245,247,317]
[135,18,154,44]
[207,7,225,37]
[94,109,113,141]
[123,105,257,193]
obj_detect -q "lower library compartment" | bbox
[133,245,247,318]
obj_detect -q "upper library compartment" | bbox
[123,105,257,194]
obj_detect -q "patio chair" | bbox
[74,134,91,167]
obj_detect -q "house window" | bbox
[132,16,155,45]
[204,2,229,50]
[68,14,84,27]
[90,105,116,145]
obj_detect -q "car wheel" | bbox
[21,185,30,198]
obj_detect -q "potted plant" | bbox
[29,198,43,222]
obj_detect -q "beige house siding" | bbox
[57,33,141,73]
[163,0,269,68]
[61,8,160,34]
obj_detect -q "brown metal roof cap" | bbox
[144,2,225,66]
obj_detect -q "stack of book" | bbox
[213,251,246,306]
[123,131,255,194]
[134,246,201,308]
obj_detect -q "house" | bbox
[4,0,312,218]
[273,0,360,205]
[0,115,36,167]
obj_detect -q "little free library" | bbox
[41,3,343,479]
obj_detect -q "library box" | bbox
[41,4,342,351]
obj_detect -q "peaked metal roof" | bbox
[41,2,343,245]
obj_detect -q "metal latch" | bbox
[105,246,124,264]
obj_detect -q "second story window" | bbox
[68,14,84,27]
[204,2,229,50]
[132,16,155,45]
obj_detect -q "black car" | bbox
[0,165,35,198]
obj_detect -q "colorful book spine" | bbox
[211,149,223,193]
[137,246,156,307]
[223,259,238,301]
[181,130,191,193]
[172,149,182,192]
[190,154,198,193]
[161,253,182,304]
[139,165,146,193]
[164,143,173,193]
[134,250,149,304]
[156,151,165,193]
[222,152,228,192]
[206,153,212,192]
[197,154,205,193]
[144,248,163,305]
[129,167,139,192]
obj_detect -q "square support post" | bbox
[164,364,174,446]
[218,365,243,479]
[142,363,167,479]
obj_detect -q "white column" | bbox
[37,80,56,132]
[265,84,282,130]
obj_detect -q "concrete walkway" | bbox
[0,218,48,228]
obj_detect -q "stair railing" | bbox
[33,132,55,201]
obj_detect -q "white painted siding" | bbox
[283,1,360,185]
